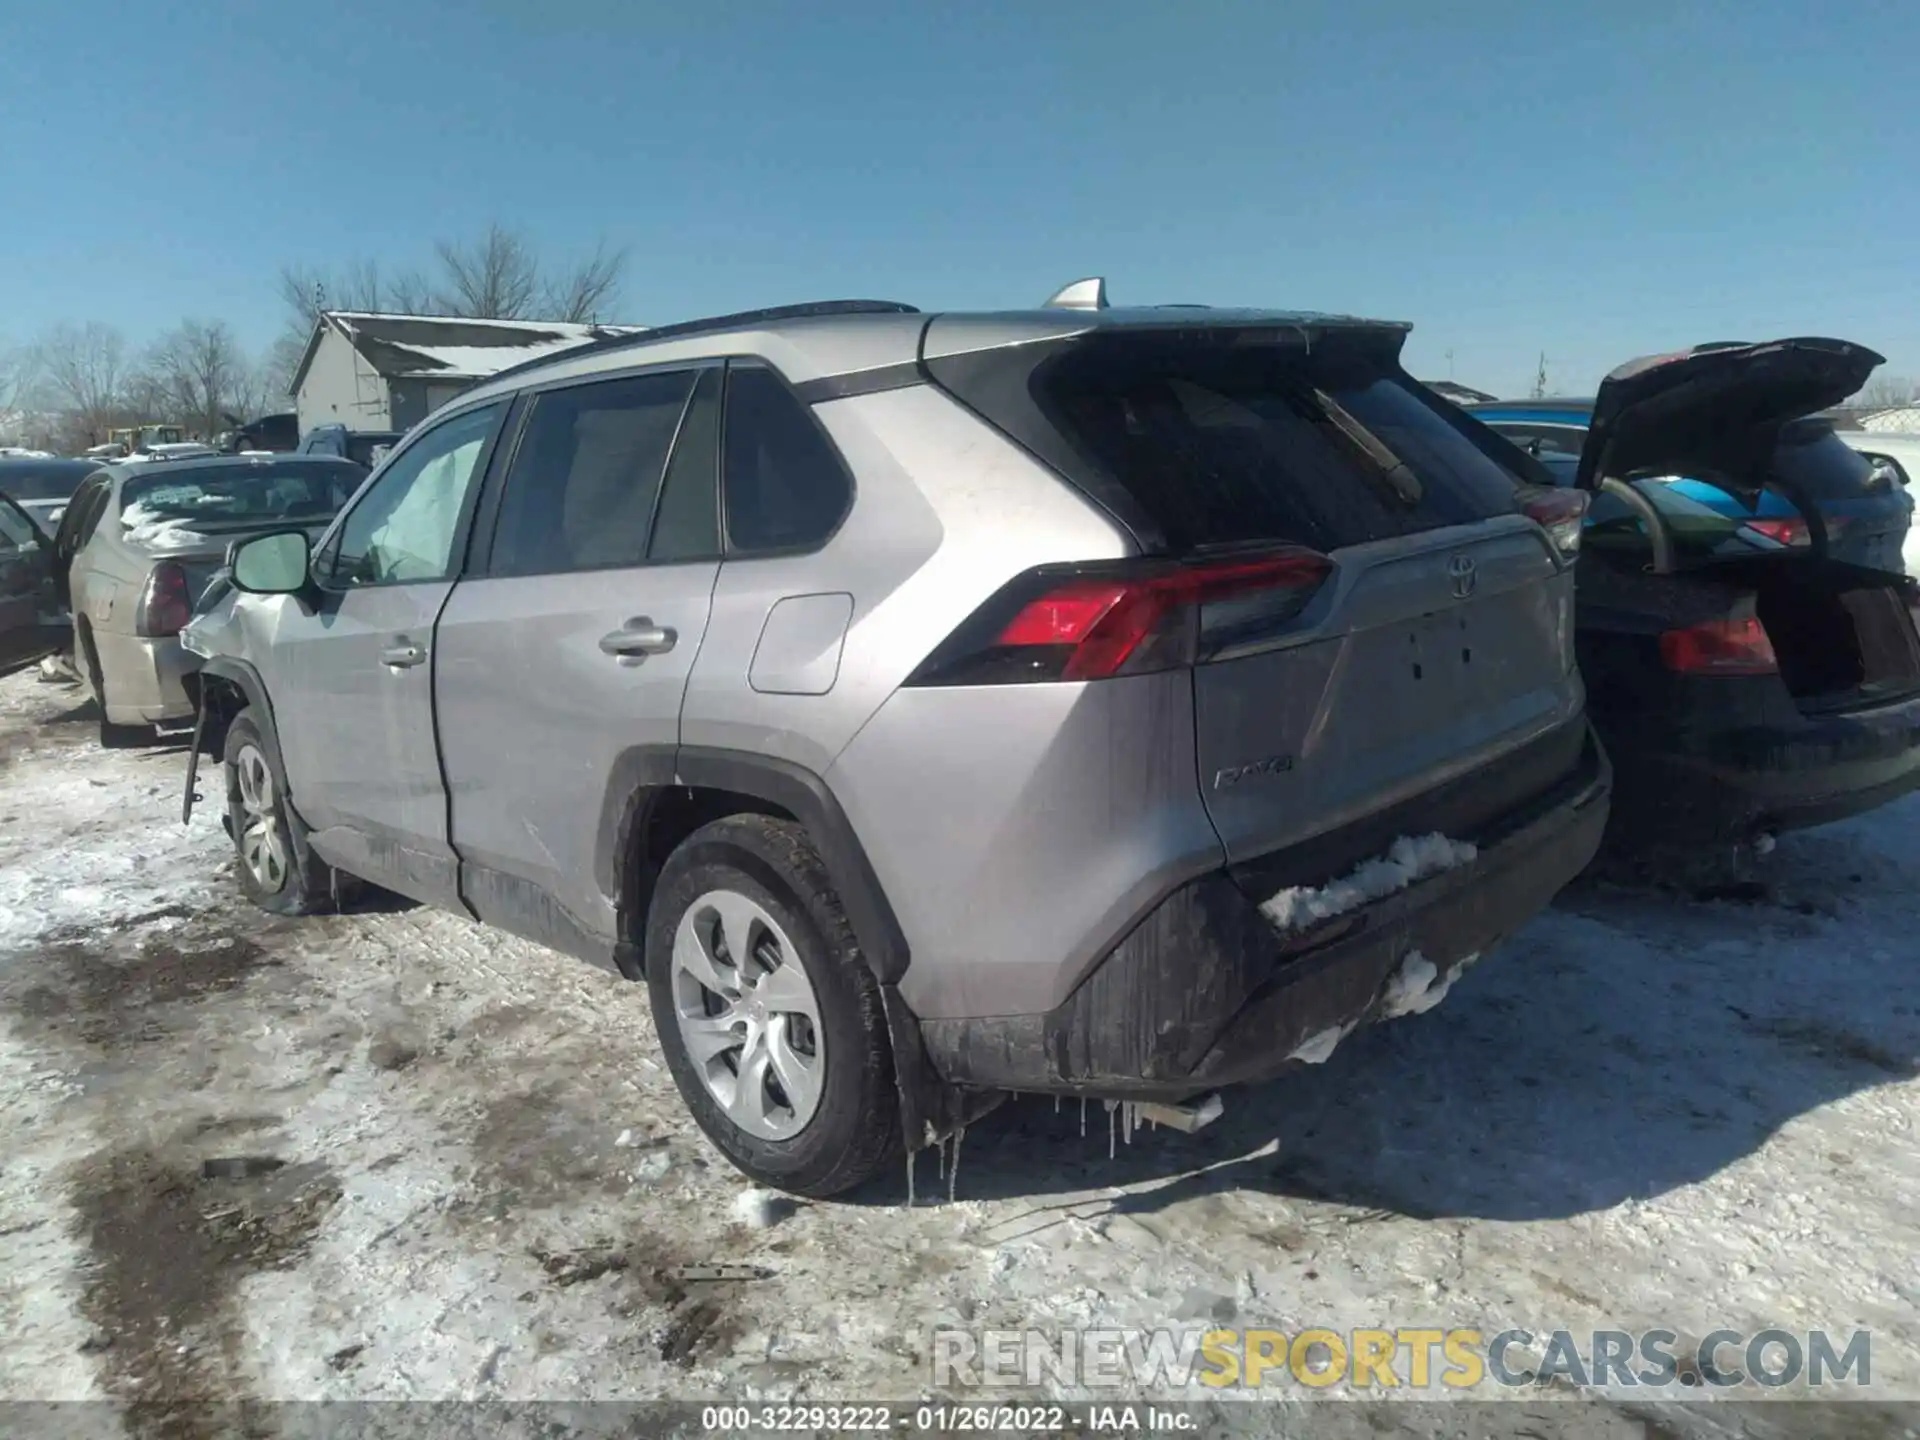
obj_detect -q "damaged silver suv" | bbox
[181,284,1611,1196]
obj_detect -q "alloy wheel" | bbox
[669,889,825,1140]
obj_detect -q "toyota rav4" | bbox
[181,285,1611,1196]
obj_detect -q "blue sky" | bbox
[3,0,1916,398]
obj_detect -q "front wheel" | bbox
[223,708,347,915]
[645,815,901,1198]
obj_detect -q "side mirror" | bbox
[230,529,312,595]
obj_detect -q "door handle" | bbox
[599,618,677,665]
[380,642,427,669]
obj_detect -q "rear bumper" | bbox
[917,730,1611,1098]
[91,628,198,725]
[1604,689,1920,840]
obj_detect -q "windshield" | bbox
[121,460,363,530]
[0,461,96,501]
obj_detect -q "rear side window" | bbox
[722,364,852,554]
[651,368,722,562]
[491,371,697,576]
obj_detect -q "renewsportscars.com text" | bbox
[930,1326,1873,1391]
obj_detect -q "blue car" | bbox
[1468,394,1913,572]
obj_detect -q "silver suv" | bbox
[182,287,1611,1196]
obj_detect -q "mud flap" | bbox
[181,694,209,825]
[879,983,1007,1152]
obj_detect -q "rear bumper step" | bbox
[917,729,1611,1098]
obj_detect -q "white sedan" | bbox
[1833,431,1920,575]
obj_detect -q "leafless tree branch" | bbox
[540,240,628,324]
[34,322,129,443]
[1855,374,1917,413]
[432,223,540,320]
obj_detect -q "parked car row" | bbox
[7,287,1919,1202]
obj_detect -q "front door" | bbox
[434,365,723,953]
[272,400,508,910]
[0,496,65,678]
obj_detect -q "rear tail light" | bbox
[906,548,1334,686]
[1658,616,1779,676]
[136,562,193,638]
[1517,486,1588,558]
[1745,516,1811,547]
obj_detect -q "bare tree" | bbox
[0,341,38,425]
[1855,374,1917,413]
[540,239,628,324]
[35,322,129,444]
[148,319,248,438]
[432,223,540,320]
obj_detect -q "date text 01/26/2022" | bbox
[699,1403,1197,1433]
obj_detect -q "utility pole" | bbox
[1531,352,1549,400]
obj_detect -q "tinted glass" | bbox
[491,371,696,576]
[122,460,363,533]
[1032,337,1520,552]
[1585,480,1780,564]
[0,460,94,501]
[722,365,852,553]
[1771,423,1881,499]
[0,498,37,548]
[346,436,396,468]
[324,403,500,586]
[650,368,721,561]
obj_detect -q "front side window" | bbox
[0,498,36,549]
[722,364,853,554]
[322,403,501,587]
[490,371,696,576]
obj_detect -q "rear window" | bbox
[122,461,363,529]
[937,334,1522,553]
[1770,422,1880,499]
[0,461,95,501]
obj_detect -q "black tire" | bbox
[645,814,901,1198]
[76,625,154,749]
[222,707,350,915]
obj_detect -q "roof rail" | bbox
[480,299,921,388]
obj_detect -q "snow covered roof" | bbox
[291,311,647,394]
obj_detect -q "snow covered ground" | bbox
[1,670,1917,1438]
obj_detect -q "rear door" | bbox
[945,330,1582,862]
[0,494,65,678]
[434,365,722,954]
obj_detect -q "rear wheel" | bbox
[645,815,901,1197]
[223,708,349,915]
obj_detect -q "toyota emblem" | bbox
[1447,553,1477,599]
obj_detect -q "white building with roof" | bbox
[289,312,645,437]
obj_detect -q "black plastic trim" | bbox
[791,360,928,404]
[596,744,910,985]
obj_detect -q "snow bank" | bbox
[1259,833,1479,933]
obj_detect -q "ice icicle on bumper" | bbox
[1258,833,1478,933]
